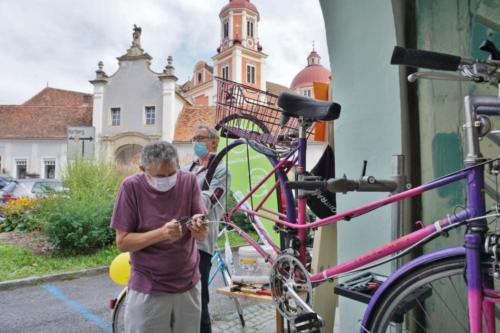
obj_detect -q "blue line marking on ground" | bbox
[42,284,112,333]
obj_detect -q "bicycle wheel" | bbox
[364,256,494,333]
[112,288,127,333]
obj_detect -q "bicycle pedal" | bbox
[293,312,324,333]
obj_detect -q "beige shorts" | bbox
[124,282,201,333]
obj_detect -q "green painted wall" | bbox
[417,0,500,253]
[320,1,403,331]
[411,1,500,329]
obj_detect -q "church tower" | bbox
[213,0,266,90]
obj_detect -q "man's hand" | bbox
[115,219,183,252]
[187,214,208,241]
[161,219,183,241]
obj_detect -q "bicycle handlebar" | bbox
[392,43,500,86]
[391,46,466,71]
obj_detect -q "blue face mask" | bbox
[193,142,209,158]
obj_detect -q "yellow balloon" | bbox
[109,252,131,285]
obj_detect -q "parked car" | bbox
[0,176,14,190]
[0,179,64,206]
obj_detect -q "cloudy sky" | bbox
[0,0,329,104]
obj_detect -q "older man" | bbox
[111,141,208,333]
[184,125,230,333]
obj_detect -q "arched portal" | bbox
[115,144,143,166]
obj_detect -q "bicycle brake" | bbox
[485,234,500,279]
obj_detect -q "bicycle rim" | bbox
[366,256,495,333]
[112,289,127,333]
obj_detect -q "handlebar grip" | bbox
[391,46,462,71]
[476,106,500,116]
[286,181,326,191]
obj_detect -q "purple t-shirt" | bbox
[110,170,207,294]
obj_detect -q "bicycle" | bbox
[108,227,246,332]
[209,236,246,328]
[204,40,500,332]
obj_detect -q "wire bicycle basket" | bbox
[215,78,315,150]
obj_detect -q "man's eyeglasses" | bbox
[191,135,210,142]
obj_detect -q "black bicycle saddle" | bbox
[277,92,341,121]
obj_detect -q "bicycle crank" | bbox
[270,254,323,331]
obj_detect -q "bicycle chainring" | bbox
[270,254,313,321]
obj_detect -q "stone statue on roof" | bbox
[118,24,150,60]
[132,24,142,48]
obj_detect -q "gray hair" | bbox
[141,141,178,170]
[196,124,219,142]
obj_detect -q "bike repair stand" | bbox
[332,155,407,330]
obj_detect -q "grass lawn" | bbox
[0,243,119,282]
[0,229,260,283]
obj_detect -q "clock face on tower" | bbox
[222,38,230,49]
[246,38,254,48]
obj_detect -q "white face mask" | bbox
[147,173,177,192]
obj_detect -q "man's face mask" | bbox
[147,173,177,192]
[193,142,209,159]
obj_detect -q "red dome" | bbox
[220,0,259,18]
[290,64,331,89]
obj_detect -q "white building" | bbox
[90,25,190,165]
[0,88,92,179]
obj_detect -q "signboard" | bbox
[67,127,95,159]
[219,139,280,244]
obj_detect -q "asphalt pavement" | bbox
[0,267,276,333]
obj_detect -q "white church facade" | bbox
[90,25,190,165]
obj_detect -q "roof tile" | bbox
[173,106,216,142]
[0,88,93,139]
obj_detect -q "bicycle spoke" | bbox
[413,298,431,330]
[429,282,468,332]
[448,276,467,316]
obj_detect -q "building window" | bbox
[83,95,91,105]
[247,20,254,38]
[16,159,27,179]
[111,107,121,126]
[246,64,256,84]
[222,65,229,80]
[145,106,156,125]
[44,160,56,179]
[198,72,203,83]
[304,89,311,97]
[223,21,229,38]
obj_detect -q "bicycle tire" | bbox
[111,288,127,333]
[364,255,493,332]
